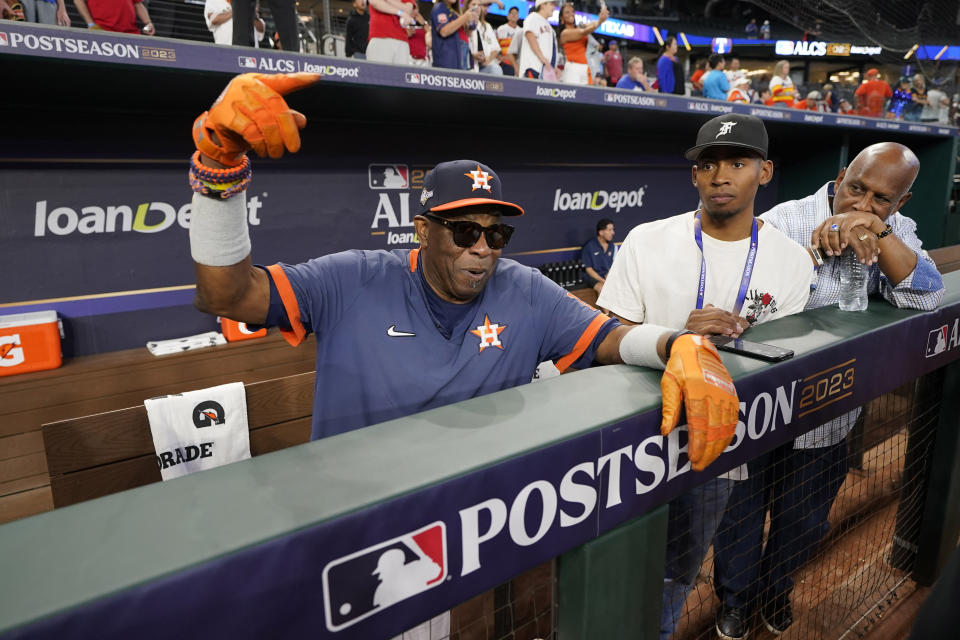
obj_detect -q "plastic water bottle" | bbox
[838,250,868,311]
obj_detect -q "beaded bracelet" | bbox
[876,224,894,240]
[189,151,252,199]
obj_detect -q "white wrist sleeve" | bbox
[189,192,251,266]
[619,323,669,371]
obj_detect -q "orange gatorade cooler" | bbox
[218,317,267,342]
[0,311,64,377]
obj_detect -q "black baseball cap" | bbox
[419,160,525,217]
[684,113,769,161]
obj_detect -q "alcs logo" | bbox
[322,522,447,632]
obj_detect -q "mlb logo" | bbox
[322,521,447,632]
[926,325,948,357]
[238,56,257,69]
[369,164,409,189]
[0,33,8,46]
[604,93,614,102]
[404,72,421,84]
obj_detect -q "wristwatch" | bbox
[809,246,824,269]
[665,330,696,358]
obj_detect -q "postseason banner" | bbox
[6,285,960,640]
[0,159,780,355]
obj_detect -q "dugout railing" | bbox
[2,273,960,640]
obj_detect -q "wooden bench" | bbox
[0,331,316,523]
[929,245,960,274]
[42,371,315,508]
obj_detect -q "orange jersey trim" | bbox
[555,313,608,372]
[266,264,307,347]
[409,248,420,272]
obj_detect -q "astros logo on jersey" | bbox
[464,165,493,192]
[471,315,506,352]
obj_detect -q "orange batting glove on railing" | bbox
[192,72,320,167]
[660,334,739,472]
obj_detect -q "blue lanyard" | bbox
[694,211,759,315]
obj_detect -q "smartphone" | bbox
[709,336,794,362]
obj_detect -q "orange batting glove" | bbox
[192,72,320,167]
[660,334,739,472]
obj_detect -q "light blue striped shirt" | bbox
[760,182,944,448]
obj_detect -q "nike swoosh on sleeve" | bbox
[387,325,416,337]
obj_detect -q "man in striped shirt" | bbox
[712,142,943,638]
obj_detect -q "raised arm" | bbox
[438,6,475,38]
[560,7,608,43]
[189,73,320,324]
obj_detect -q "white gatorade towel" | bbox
[145,382,251,481]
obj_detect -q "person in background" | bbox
[469,1,502,74]
[744,17,757,38]
[838,97,855,114]
[689,58,707,96]
[408,20,430,66]
[559,1,608,85]
[518,0,558,80]
[888,76,913,120]
[616,56,652,91]
[906,73,928,122]
[367,0,416,64]
[793,90,823,111]
[496,5,520,75]
[586,33,604,84]
[701,53,729,100]
[758,86,772,105]
[21,0,69,25]
[768,60,794,107]
[205,0,233,44]
[432,0,475,69]
[726,75,753,103]
[345,0,369,58]
[656,36,684,95]
[603,39,623,86]
[855,68,892,118]
[233,0,297,50]
[923,85,950,123]
[759,18,770,39]
[821,83,838,112]
[74,0,154,34]
[581,219,616,294]
[504,14,524,76]
[724,57,744,85]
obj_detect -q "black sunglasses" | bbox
[422,213,515,250]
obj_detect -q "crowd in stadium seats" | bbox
[2,0,956,125]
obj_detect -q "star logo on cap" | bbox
[470,315,506,352]
[716,121,737,138]
[464,165,493,192]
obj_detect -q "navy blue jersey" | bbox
[580,237,616,279]
[431,3,463,70]
[266,249,616,440]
